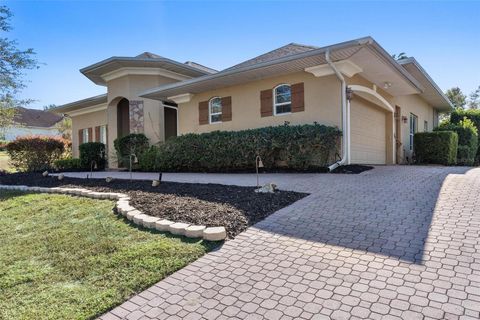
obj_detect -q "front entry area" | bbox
[350,97,388,164]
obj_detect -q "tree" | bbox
[0,5,38,137]
[445,87,467,110]
[392,52,408,61]
[468,86,480,109]
[55,117,72,140]
[43,104,57,111]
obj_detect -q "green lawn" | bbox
[0,191,213,320]
[0,151,13,172]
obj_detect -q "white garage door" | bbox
[350,99,387,164]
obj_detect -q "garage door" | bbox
[350,99,387,164]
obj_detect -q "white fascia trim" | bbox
[101,67,192,82]
[68,103,108,117]
[349,85,394,113]
[305,60,363,78]
[168,93,194,104]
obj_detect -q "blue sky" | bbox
[5,0,480,109]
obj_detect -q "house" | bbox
[3,107,64,141]
[53,37,451,168]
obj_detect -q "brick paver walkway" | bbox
[100,166,480,320]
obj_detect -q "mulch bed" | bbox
[331,164,373,174]
[0,173,308,238]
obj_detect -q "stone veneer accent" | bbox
[0,184,227,241]
[129,100,144,133]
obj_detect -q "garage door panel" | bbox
[351,99,387,164]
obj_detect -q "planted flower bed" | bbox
[0,173,307,238]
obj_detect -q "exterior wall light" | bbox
[256,155,264,188]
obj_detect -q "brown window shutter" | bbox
[291,82,305,112]
[78,129,83,145]
[260,89,273,117]
[199,101,209,125]
[95,126,100,142]
[88,127,93,142]
[105,125,108,145]
[221,96,232,122]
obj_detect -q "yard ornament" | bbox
[57,174,64,181]
[42,171,49,177]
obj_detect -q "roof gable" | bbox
[224,43,318,71]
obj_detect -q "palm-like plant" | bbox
[392,52,408,61]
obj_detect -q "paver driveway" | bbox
[101,166,480,320]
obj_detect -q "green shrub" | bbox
[139,124,341,172]
[113,133,149,168]
[54,158,83,171]
[6,135,67,172]
[451,109,480,162]
[0,140,8,151]
[79,142,106,170]
[436,117,478,165]
[414,131,458,165]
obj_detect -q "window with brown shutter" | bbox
[221,96,232,122]
[291,82,305,113]
[260,89,273,117]
[88,128,93,143]
[95,126,101,142]
[199,101,209,125]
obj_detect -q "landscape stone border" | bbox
[0,184,227,241]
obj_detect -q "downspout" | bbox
[326,50,349,171]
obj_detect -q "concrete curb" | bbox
[0,184,227,241]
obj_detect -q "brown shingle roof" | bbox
[14,107,64,128]
[224,43,318,71]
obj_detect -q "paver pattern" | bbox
[99,166,480,320]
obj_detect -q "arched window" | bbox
[209,97,222,123]
[273,84,292,115]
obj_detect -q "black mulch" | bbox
[0,173,308,238]
[331,164,373,174]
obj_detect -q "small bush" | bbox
[6,135,66,172]
[139,124,341,172]
[113,134,149,168]
[79,142,106,170]
[414,131,458,165]
[0,140,8,151]
[436,117,478,165]
[54,158,83,171]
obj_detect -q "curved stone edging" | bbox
[0,184,227,241]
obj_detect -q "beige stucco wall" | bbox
[392,94,435,162]
[71,108,107,157]
[178,72,343,134]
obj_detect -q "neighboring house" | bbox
[3,107,63,141]
[54,37,451,168]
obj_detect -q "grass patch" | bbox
[0,151,14,173]
[0,191,213,319]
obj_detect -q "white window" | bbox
[209,97,222,124]
[99,125,107,144]
[409,113,418,151]
[82,128,89,143]
[273,84,292,115]
[424,120,428,132]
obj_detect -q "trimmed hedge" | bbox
[79,142,106,170]
[54,158,83,171]
[414,131,458,165]
[450,109,480,162]
[113,134,149,168]
[139,124,341,172]
[6,136,67,172]
[435,117,478,165]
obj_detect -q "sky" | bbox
[5,0,480,109]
